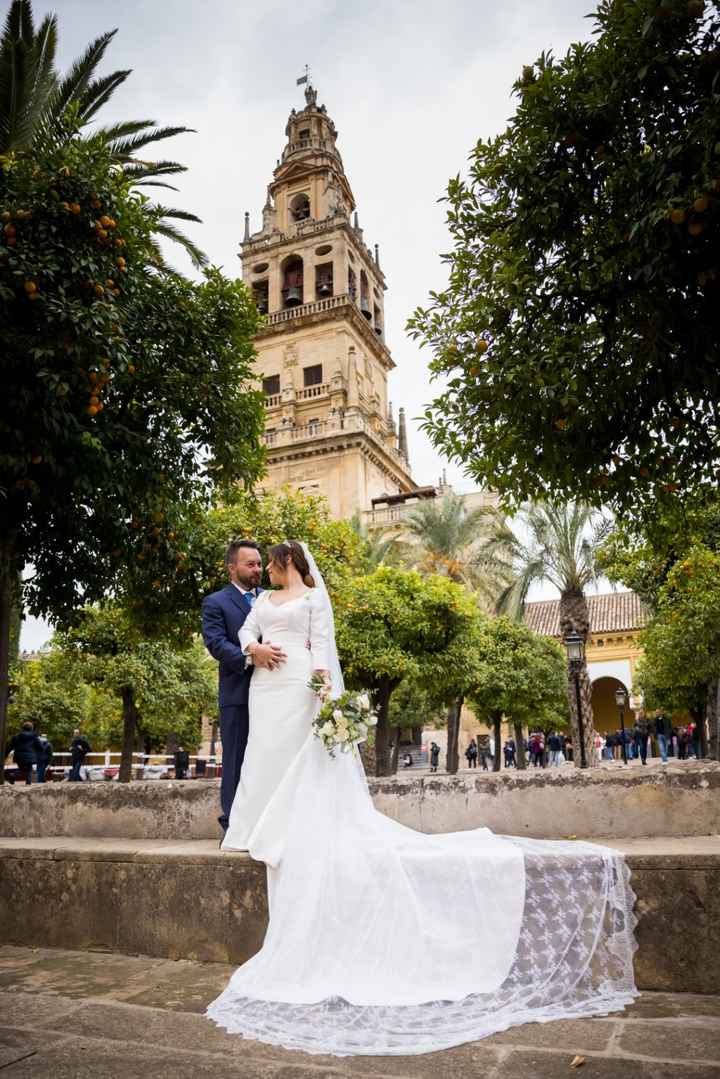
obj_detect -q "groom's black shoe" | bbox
[218,815,228,850]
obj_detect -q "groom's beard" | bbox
[237,573,261,590]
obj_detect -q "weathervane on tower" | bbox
[296,65,317,106]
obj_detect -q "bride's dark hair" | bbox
[267,540,315,587]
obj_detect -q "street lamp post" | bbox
[615,686,629,765]
[563,630,588,770]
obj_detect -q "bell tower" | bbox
[240,83,415,519]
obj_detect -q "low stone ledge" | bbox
[1,836,719,994]
[2,762,719,841]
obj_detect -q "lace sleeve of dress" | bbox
[308,588,331,671]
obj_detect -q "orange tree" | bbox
[117,488,366,644]
[408,0,720,515]
[636,545,720,758]
[335,568,477,775]
[467,617,569,772]
[0,135,264,780]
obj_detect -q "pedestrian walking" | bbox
[174,745,190,780]
[429,742,440,773]
[69,729,91,781]
[547,732,564,767]
[4,721,42,784]
[478,737,490,771]
[653,710,671,763]
[36,733,54,782]
[465,741,478,768]
[632,717,648,765]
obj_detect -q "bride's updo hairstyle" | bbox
[267,540,315,587]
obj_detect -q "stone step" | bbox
[1,835,719,996]
[2,762,720,841]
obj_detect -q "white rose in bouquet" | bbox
[358,693,371,711]
[321,722,335,737]
[367,713,378,727]
[333,708,344,721]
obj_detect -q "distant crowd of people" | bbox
[3,721,194,783]
[595,710,703,764]
[3,723,91,784]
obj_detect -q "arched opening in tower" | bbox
[359,271,371,320]
[290,192,311,222]
[282,257,304,307]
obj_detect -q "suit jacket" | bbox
[201,584,263,708]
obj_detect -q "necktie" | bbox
[247,590,256,607]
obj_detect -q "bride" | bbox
[207,540,637,1057]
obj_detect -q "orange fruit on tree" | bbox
[693,195,709,212]
[94,284,104,298]
[99,215,112,227]
[70,203,81,214]
[89,395,99,406]
[28,292,39,301]
[476,339,489,354]
[688,220,705,236]
[24,280,37,294]
[3,223,16,235]
[670,208,685,224]
[127,364,136,374]
[87,404,99,417]
[0,211,10,221]
[106,279,115,287]
[468,366,480,377]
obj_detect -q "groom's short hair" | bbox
[225,539,260,568]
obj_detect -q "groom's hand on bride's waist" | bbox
[251,641,287,670]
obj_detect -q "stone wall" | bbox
[2,764,719,841]
[1,836,719,994]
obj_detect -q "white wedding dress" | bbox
[207,582,637,1057]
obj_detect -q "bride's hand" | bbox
[315,670,331,700]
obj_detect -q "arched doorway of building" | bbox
[591,676,632,736]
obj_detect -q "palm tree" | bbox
[0,0,206,267]
[476,501,611,769]
[349,513,398,571]
[399,492,513,610]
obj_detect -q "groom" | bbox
[201,539,285,835]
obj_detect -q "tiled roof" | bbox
[524,592,649,638]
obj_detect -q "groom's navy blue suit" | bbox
[201,584,262,829]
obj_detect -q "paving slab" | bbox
[1,948,719,1077]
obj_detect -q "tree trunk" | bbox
[706,679,720,762]
[119,686,139,783]
[0,564,12,786]
[445,697,463,775]
[492,711,502,771]
[513,721,527,769]
[374,680,395,777]
[691,701,708,759]
[559,588,598,769]
[411,725,422,747]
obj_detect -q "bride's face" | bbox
[267,557,287,587]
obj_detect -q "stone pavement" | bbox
[0,946,719,1077]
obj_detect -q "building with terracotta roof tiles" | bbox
[524,591,650,734]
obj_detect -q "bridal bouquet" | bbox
[309,684,378,758]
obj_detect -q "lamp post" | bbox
[615,685,629,765]
[563,630,588,770]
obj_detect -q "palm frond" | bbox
[46,28,117,121]
[78,68,130,123]
[152,219,207,269]
[106,125,194,160]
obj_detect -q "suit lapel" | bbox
[224,584,262,614]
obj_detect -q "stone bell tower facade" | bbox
[240,84,415,520]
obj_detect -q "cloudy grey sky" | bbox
[21,0,600,649]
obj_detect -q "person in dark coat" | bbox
[174,746,190,779]
[465,741,478,768]
[5,721,42,784]
[36,733,53,782]
[632,717,648,765]
[429,742,440,773]
[69,729,91,781]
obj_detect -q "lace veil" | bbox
[297,541,345,700]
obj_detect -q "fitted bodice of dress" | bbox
[239,588,332,678]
